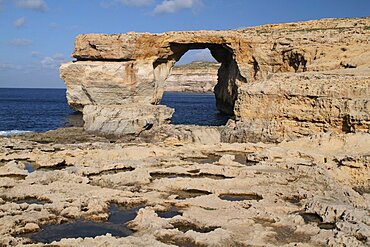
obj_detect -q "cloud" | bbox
[31,51,40,57]
[101,0,153,8]
[153,0,201,14]
[0,63,21,70]
[14,0,47,12]
[14,17,27,28]
[9,38,33,46]
[41,53,67,69]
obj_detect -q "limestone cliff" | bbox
[60,17,370,141]
[165,61,219,93]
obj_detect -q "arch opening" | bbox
[156,42,240,126]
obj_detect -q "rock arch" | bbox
[154,42,244,115]
[60,18,370,140]
[60,31,254,136]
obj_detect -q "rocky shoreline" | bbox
[0,127,369,246]
[0,17,369,246]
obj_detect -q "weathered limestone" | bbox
[60,17,370,141]
[165,62,219,93]
[0,129,369,246]
[222,71,370,143]
[83,104,174,137]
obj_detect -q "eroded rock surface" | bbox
[222,71,370,143]
[0,128,369,246]
[60,17,370,139]
[165,62,219,93]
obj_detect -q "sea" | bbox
[0,88,229,136]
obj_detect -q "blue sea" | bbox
[0,89,229,136]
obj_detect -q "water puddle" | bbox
[174,189,212,200]
[219,193,263,202]
[171,221,219,233]
[20,159,69,173]
[23,203,144,244]
[156,207,183,218]
[22,161,39,173]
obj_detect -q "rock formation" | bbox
[165,61,219,93]
[60,17,370,141]
[1,17,369,247]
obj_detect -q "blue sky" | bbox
[0,0,369,88]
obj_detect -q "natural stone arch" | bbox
[153,42,245,115]
[60,31,255,136]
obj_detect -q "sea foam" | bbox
[0,130,32,137]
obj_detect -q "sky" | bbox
[0,0,369,88]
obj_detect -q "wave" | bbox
[0,130,32,137]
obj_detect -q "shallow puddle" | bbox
[108,204,144,224]
[22,161,39,173]
[23,203,144,243]
[156,207,183,218]
[171,221,219,233]
[219,193,263,202]
[174,189,212,200]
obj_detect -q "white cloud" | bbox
[14,0,47,12]
[14,17,27,28]
[31,51,40,57]
[9,38,33,46]
[41,53,67,69]
[0,63,22,70]
[153,0,201,14]
[101,0,153,8]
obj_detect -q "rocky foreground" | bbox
[0,127,369,246]
[1,17,369,246]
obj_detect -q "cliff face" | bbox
[165,61,219,93]
[60,17,370,140]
